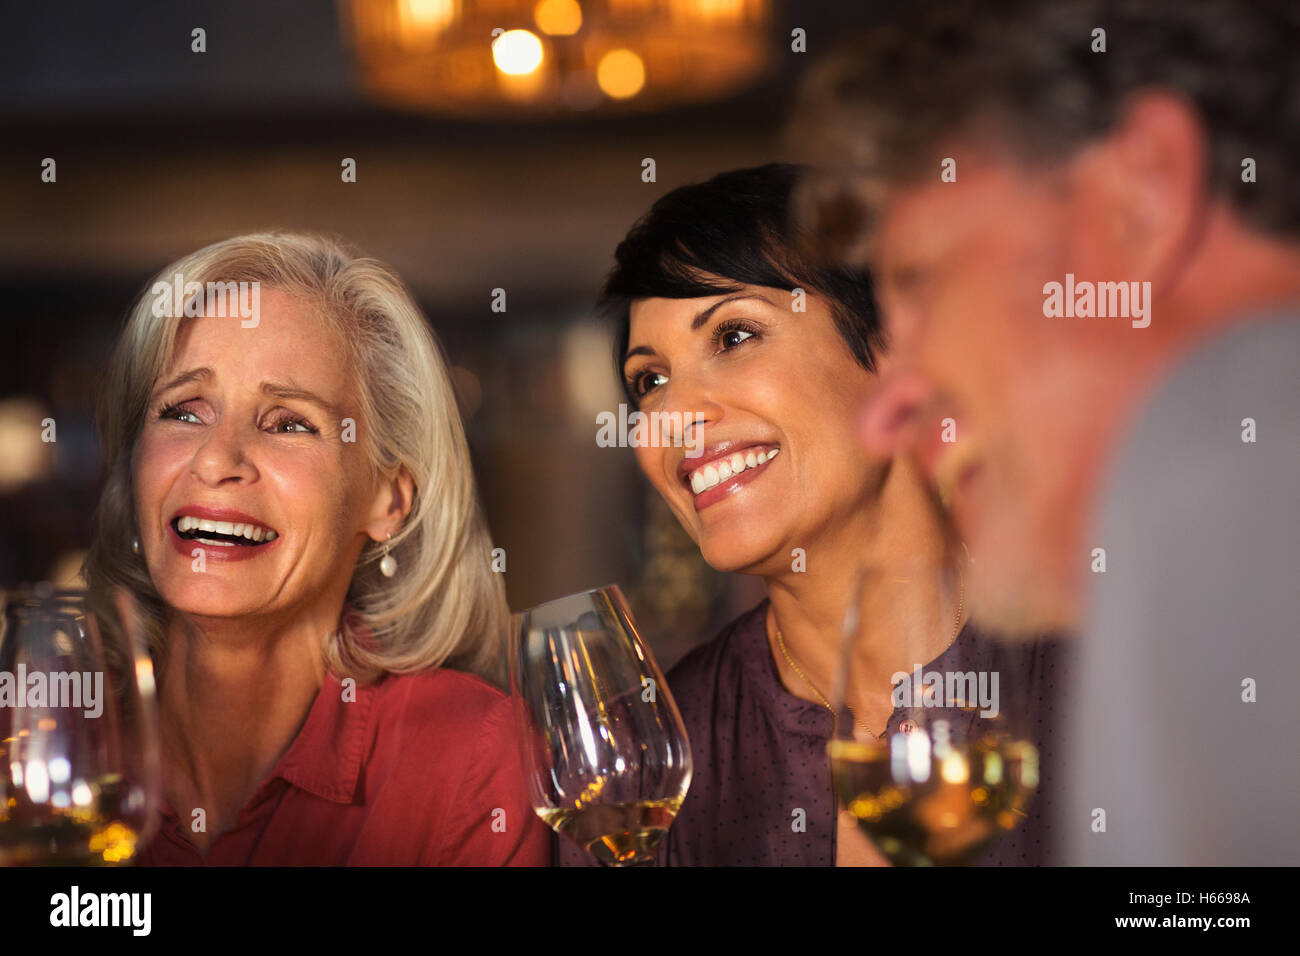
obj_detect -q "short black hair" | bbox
[600,163,885,406]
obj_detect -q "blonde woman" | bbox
[84,232,549,865]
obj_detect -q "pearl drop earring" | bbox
[379,533,398,578]
[131,535,141,555]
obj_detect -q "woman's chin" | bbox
[698,535,783,576]
[156,579,273,622]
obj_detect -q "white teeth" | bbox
[686,446,780,496]
[175,514,277,542]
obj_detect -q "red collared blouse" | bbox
[137,668,552,866]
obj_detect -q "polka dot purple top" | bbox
[557,598,1071,866]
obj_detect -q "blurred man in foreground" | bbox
[801,0,1299,863]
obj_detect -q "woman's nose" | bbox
[189,421,257,485]
[655,370,720,451]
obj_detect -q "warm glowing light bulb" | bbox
[400,0,457,32]
[535,0,582,35]
[492,29,544,75]
[596,48,645,99]
[940,750,970,784]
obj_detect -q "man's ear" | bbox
[1071,90,1208,291]
[364,465,415,542]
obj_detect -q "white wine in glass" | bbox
[828,723,1038,866]
[827,557,1039,866]
[511,585,692,866]
[0,585,160,866]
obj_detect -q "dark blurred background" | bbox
[0,0,882,667]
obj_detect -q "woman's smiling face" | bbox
[133,288,387,623]
[623,282,890,574]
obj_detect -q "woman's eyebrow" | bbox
[261,381,341,418]
[151,366,212,400]
[689,292,771,330]
[147,370,341,419]
[623,344,656,364]
[624,292,775,365]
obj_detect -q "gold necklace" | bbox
[774,565,965,740]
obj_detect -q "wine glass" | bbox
[826,556,1039,866]
[510,584,692,866]
[0,584,161,865]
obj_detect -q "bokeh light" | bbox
[596,49,645,99]
[492,29,545,75]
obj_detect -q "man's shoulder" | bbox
[1104,313,1298,522]
[1097,312,1299,547]
[1123,312,1299,460]
[1069,311,1300,864]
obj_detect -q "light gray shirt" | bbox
[1063,310,1300,864]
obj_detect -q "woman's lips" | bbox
[165,515,280,564]
[685,445,781,512]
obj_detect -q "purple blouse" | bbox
[558,599,1070,866]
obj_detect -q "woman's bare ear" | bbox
[365,465,416,542]
[858,370,932,459]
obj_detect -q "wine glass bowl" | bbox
[510,585,692,866]
[828,718,1038,866]
[0,585,160,866]
[826,556,1039,866]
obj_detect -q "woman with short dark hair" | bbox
[562,164,1057,866]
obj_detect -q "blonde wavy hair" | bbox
[84,232,508,685]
